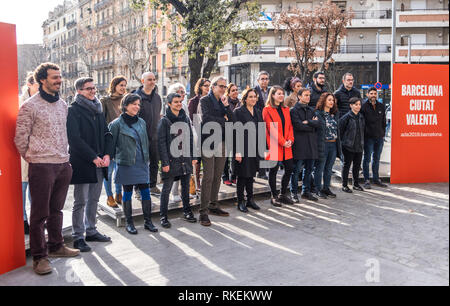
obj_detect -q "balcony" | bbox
[149,41,158,52]
[117,28,139,38]
[232,45,277,57]
[92,59,115,69]
[166,67,179,77]
[66,20,77,30]
[97,18,113,28]
[94,0,113,12]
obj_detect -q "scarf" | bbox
[75,94,103,114]
[39,87,60,103]
[122,113,139,128]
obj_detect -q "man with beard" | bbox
[361,87,388,189]
[67,78,114,252]
[15,63,80,275]
[308,71,329,109]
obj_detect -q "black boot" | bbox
[142,200,158,233]
[246,198,260,210]
[123,200,137,235]
[237,200,249,213]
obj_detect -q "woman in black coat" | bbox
[339,97,365,193]
[290,88,320,202]
[233,88,263,212]
[158,93,197,228]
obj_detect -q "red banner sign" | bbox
[391,64,449,184]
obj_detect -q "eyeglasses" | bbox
[82,87,97,92]
[216,85,227,89]
[260,78,269,81]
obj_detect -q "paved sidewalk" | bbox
[1,181,448,286]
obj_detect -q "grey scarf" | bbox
[75,94,103,114]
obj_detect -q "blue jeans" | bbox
[103,160,122,197]
[22,182,31,221]
[314,142,338,191]
[363,137,384,182]
[291,159,314,194]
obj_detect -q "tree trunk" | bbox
[188,50,204,98]
[202,56,217,79]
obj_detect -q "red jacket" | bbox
[263,105,294,161]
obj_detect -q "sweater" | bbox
[15,92,70,164]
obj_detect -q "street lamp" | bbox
[401,34,412,64]
[376,29,382,83]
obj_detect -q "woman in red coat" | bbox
[263,85,295,206]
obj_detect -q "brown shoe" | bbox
[200,214,211,227]
[48,245,80,258]
[107,196,118,208]
[114,193,122,205]
[208,207,230,217]
[33,258,52,275]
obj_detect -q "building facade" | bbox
[217,0,449,101]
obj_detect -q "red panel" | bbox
[0,22,26,275]
[391,64,449,184]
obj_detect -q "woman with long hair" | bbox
[263,86,295,206]
[101,76,128,208]
[223,83,240,186]
[314,93,342,199]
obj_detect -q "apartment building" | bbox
[218,0,449,97]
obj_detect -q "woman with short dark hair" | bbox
[339,97,365,193]
[101,76,128,208]
[109,94,158,234]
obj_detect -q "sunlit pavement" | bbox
[1,180,448,286]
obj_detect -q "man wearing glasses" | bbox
[254,71,271,180]
[67,77,114,252]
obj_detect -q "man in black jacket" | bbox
[361,87,388,189]
[67,78,114,252]
[254,71,271,179]
[308,71,329,109]
[134,72,163,194]
[334,73,362,118]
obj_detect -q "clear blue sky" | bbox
[0,0,64,44]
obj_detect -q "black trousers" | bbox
[236,177,254,202]
[269,159,294,197]
[342,147,363,187]
[160,174,192,217]
[149,141,160,188]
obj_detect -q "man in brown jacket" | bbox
[15,63,80,275]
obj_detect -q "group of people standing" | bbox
[15,62,388,276]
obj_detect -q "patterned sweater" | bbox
[14,93,70,164]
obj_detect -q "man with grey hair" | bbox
[67,77,114,252]
[134,72,163,194]
[334,72,362,118]
[198,76,234,226]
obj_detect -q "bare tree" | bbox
[273,9,319,81]
[317,1,354,72]
[78,25,106,77]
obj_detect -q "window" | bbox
[162,54,166,70]
[162,26,166,41]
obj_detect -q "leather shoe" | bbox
[271,197,282,207]
[161,217,172,229]
[144,221,158,232]
[126,223,138,235]
[237,201,249,213]
[73,239,91,253]
[342,186,353,193]
[200,214,211,227]
[209,207,230,217]
[107,196,118,208]
[86,233,111,243]
[246,199,260,210]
